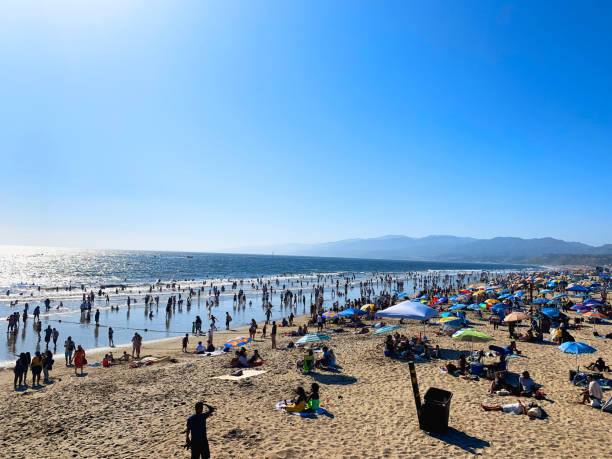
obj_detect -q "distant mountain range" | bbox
[231,235,612,265]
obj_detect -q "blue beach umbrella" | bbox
[533,298,548,304]
[339,308,367,317]
[297,333,331,344]
[449,304,467,311]
[541,308,561,318]
[441,312,456,318]
[558,341,597,370]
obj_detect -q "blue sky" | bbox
[1,1,611,251]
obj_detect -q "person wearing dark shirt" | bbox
[186,401,215,459]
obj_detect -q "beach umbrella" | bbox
[224,337,252,348]
[485,299,500,305]
[339,308,367,317]
[440,318,463,328]
[583,298,603,306]
[452,328,494,353]
[532,298,548,304]
[441,312,456,318]
[558,341,597,370]
[360,304,375,311]
[322,311,338,319]
[581,311,606,319]
[297,333,331,344]
[467,304,481,311]
[539,289,553,293]
[553,293,568,300]
[396,292,407,299]
[541,307,561,318]
[449,304,467,311]
[436,297,448,305]
[503,311,530,323]
[375,301,439,321]
[373,325,403,335]
[567,285,590,293]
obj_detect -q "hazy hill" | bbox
[233,235,612,264]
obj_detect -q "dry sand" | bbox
[0,312,611,458]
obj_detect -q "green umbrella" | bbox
[297,333,331,344]
[451,328,494,353]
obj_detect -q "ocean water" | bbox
[0,246,526,364]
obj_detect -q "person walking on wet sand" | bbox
[225,312,232,330]
[185,401,215,459]
[132,333,142,358]
[108,327,114,347]
[182,333,189,352]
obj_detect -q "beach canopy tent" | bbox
[558,341,597,370]
[339,308,367,317]
[297,333,331,344]
[375,301,439,321]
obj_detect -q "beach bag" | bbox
[602,395,612,413]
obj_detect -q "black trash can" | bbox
[420,387,452,434]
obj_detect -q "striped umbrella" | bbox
[224,336,252,348]
[360,304,375,311]
[322,311,338,319]
[297,333,331,344]
[373,325,403,335]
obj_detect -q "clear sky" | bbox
[1,1,611,251]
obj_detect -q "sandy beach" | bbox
[1,302,610,459]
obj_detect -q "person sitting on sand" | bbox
[489,370,507,394]
[248,350,263,366]
[297,350,315,373]
[284,387,308,413]
[581,374,604,406]
[195,341,205,354]
[481,400,542,418]
[315,346,335,368]
[586,357,610,372]
[519,370,537,397]
[384,335,397,357]
[306,383,320,412]
[205,342,215,352]
[118,351,130,362]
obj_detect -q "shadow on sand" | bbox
[310,372,357,386]
[428,427,490,455]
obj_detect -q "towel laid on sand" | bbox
[275,401,332,418]
[213,369,267,381]
[197,350,225,357]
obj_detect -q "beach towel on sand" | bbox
[197,350,225,357]
[275,401,331,418]
[213,369,267,381]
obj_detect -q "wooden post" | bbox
[408,360,423,429]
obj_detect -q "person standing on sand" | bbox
[183,333,189,352]
[271,321,277,349]
[65,336,75,365]
[52,328,59,350]
[225,312,232,330]
[108,327,114,347]
[186,401,215,459]
[73,345,86,375]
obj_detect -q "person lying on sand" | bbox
[481,401,543,418]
